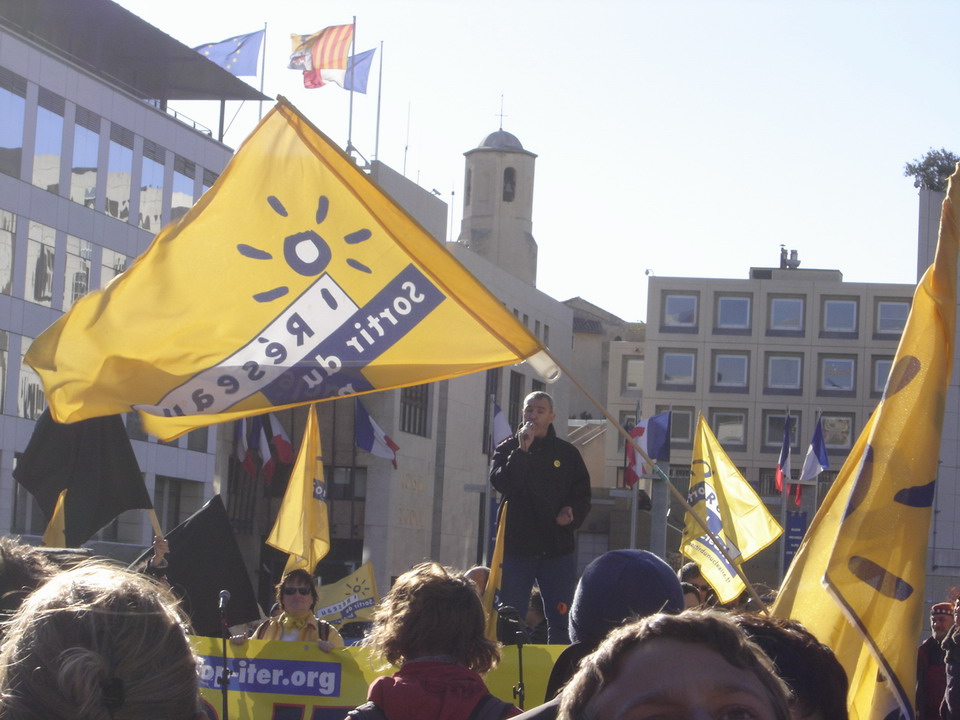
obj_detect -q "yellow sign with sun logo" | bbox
[26,99,552,440]
[314,561,379,626]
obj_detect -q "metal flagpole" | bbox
[258,22,267,120]
[778,407,791,581]
[346,16,357,159]
[374,41,384,161]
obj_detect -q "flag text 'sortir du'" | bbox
[137,264,443,417]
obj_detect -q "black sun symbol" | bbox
[236,194,372,303]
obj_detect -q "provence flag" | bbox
[194,30,265,77]
[25,98,553,440]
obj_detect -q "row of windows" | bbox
[0,68,218,233]
[661,291,910,339]
[658,349,892,398]
[652,406,855,454]
[511,308,550,345]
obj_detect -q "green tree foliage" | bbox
[904,147,960,192]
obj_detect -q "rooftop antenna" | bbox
[403,102,411,177]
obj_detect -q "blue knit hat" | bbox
[568,550,684,647]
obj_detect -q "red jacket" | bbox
[365,661,520,720]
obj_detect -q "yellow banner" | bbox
[773,170,960,719]
[192,636,563,720]
[26,98,550,440]
[315,562,379,626]
[680,415,782,604]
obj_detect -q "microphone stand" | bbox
[219,597,231,720]
[497,606,526,710]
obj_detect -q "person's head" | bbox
[522,391,556,439]
[678,561,709,602]
[275,569,318,615]
[0,562,202,719]
[527,588,546,628]
[932,602,954,641]
[735,613,849,720]
[680,581,702,610]
[569,550,685,649]
[0,537,57,622]
[366,561,498,672]
[559,610,792,720]
[465,566,490,595]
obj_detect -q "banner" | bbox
[192,636,563,720]
[315,562,379,626]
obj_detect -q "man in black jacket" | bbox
[490,391,591,644]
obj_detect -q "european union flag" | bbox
[194,30,265,77]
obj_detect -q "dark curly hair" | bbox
[365,562,499,672]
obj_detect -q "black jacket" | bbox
[489,425,591,558]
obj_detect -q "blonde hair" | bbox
[0,562,200,719]
[366,562,499,672]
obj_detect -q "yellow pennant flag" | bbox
[314,562,379,626]
[25,98,553,440]
[773,172,959,720]
[266,404,329,574]
[41,489,67,547]
[484,501,507,641]
[680,416,782,604]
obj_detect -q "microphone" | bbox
[218,589,231,611]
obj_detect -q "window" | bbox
[33,89,64,194]
[63,235,91,311]
[202,168,218,196]
[871,356,893,397]
[821,297,858,336]
[543,324,549,346]
[662,293,698,330]
[171,155,195,222]
[155,476,185,529]
[659,350,696,390]
[71,106,100,209]
[819,356,856,394]
[710,409,747,451]
[531,380,545,392]
[139,140,166,231]
[186,427,209,452]
[106,124,133,221]
[100,248,127,288]
[622,355,644,394]
[400,384,429,437]
[482,367,502,452]
[617,409,638,451]
[125,412,148,441]
[508,371,524,427]
[328,467,366,540]
[715,295,751,333]
[875,299,910,337]
[0,330,8,413]
[756,469,778,497]
[25,222,56,306]
[765,353,803,393]
[503,167,516,202]
[762,411,800,451]
[657,405,694,448]
[18,336,46,420]
[821,414,854,450]
[0,209,16,295]
[768,296,805,335]
[464,169,472,207]
[712,352,748,391]
[0,68,27,179]
[11,455,45,534]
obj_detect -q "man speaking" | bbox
[490,391,591,644]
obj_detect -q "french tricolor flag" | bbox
[355,399,400,469]
[775,415,793,492]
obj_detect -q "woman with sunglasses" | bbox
[242,569,343,651]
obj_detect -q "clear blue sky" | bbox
[118,0,960,322]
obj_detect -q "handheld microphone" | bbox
[218,589,231,611]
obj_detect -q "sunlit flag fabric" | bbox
[341,49,376,93]
[772,171,960,720]
[797,416,829,484]
[314,562,379,626]
[194,30,265,77]
[775,414,792,493]
[25,98,552,441]
[680,416,782,604]
[266,404,329,574]
[484,501,507,642]
[13,409,153,547]
[355,398,399,468]
[289,25,353,89]
[624,412,671,487]
[490,402,512,453]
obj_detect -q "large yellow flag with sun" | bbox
[266,403,328,573]
[25,98,552,440]
[773,171,959,719]
[680,416,782,604]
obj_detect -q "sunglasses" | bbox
[282,587,311,596]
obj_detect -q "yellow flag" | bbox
[773,173,959,720]
[26,98,552,440]
[680,416,782,604]
[314,562,379,625]
[41,489,67,547]
[483,501,507,641]
[266,404,329,573]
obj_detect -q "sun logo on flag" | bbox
[236,194,373,303]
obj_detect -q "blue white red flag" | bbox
[490,402,512,452]
[775,415,793,492]
[355,399,399,469]
[798,417,829,484]
[625,412,671,486]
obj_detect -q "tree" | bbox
[904,147,960,192]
